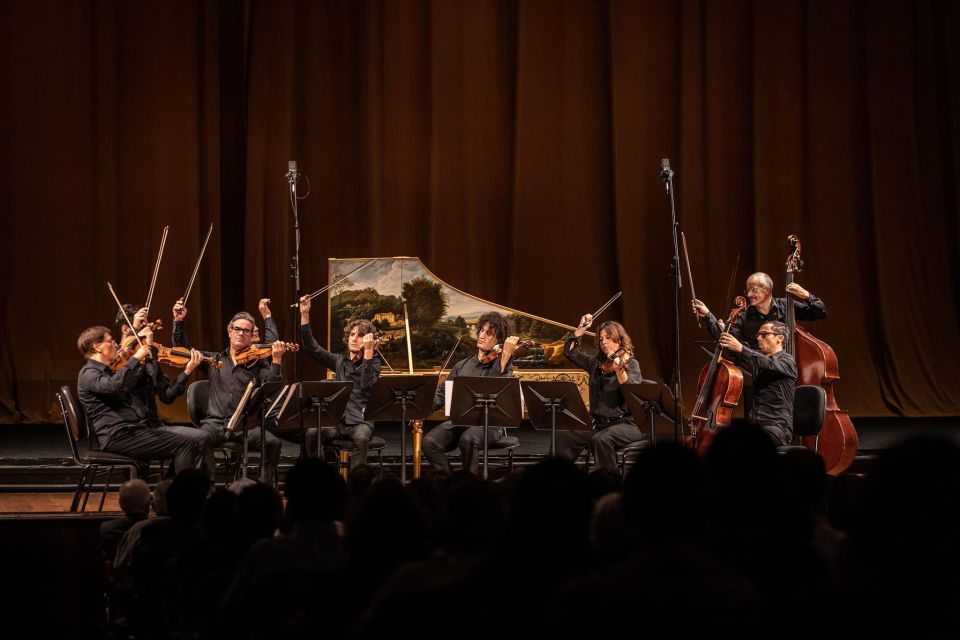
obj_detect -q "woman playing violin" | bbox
[423,311,520,474]
[557,315,645,472]
[299,295,382,468]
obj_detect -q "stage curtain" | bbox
[1,0,957,423]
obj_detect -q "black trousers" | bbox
[305,422,374,469]
[423,421,504,474]
[104,425,205,476]
[556,420,643,471]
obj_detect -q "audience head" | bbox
[118,478,152,517]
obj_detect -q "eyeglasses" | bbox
[757,331,776,338]
[230,326,253,336]
[745,285,768,295]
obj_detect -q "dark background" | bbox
[1,0,957,424]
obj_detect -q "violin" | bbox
[348,331,392,363]
[599,347,633,374]
[478,339,535,365]
[234,342,299,366]
[154,344,223,369]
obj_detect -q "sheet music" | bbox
[226,379,256,432]
[276,383,298,420]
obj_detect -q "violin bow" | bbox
[291,259,377,307]
[107,281,145,348]
[144,225,170,315]
[437,337,463,378]
[579,291,623,329]
[181,223,213,304]
[680,231,700,327]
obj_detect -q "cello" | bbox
[784,235,858,474]
[686,296,748,455]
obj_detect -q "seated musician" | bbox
[173,309,288,484]
[556,315,644,471]
[114,304,209,471]
[718,321,798,446]
[76,326,205,473]
[691,272,826,350]
[298,295,381,468]
[424,312,520,474]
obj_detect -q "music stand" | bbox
[520,381,591,457]
[224,381,275,480]
[366,375,439,483]
[278,381,354,460]
[450,376,522,480]
[620,381,676,446]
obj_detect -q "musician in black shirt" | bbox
[76,326,204,473]
[299,295,381,468]
[692,271,826,350]
[175,311,288,484]
[423,312,519,474]
[557,315,644,471]
[718,321,798,446]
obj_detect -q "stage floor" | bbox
[1,417,957,513]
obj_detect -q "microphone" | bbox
[660,158,673,192]
[286,160,299,184]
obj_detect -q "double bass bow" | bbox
[784,235,858,475]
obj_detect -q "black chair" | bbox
[186,380,259,483]
[779,384,827,453]
[56,385,140,512]
[485,433,520,474]
[323,436,387,479]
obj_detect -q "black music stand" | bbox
[520,381,591,457]
[620,381,676,446]
[450,376,522,480]
[278,381,354,460]
[366,375,439,483]
[225,381,275,480]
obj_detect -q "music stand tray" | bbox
[619,381,675,446]
[366,375,439,483]
[520,380,591,457]
[450,376,522,480]
[279,381,354,459]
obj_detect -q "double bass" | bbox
[686,296,748,455]
[784,235,858,475]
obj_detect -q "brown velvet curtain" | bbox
[1,0,957,424]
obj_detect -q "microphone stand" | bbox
[661,160,684,442]
[288,163,306,458]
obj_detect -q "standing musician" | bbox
[691,272,826,350]
[423,311,520,474]
[173,306,288,484]
[557,315,644,471]
[718,321,798,446]
[76,326,205,473]
[114,304,210,471]
[298,295,381,468]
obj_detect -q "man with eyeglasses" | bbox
[718,321,797,446]
[174,310,288,483]
[691,272,827,351]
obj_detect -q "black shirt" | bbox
[199,349,282,430]
[705,294,827,350]
[432,352,516,414]
[300,324,382,426]
[78,357,150,448]
[130,354,190,428]
[728,347,797,440]
[563,336,643,420]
